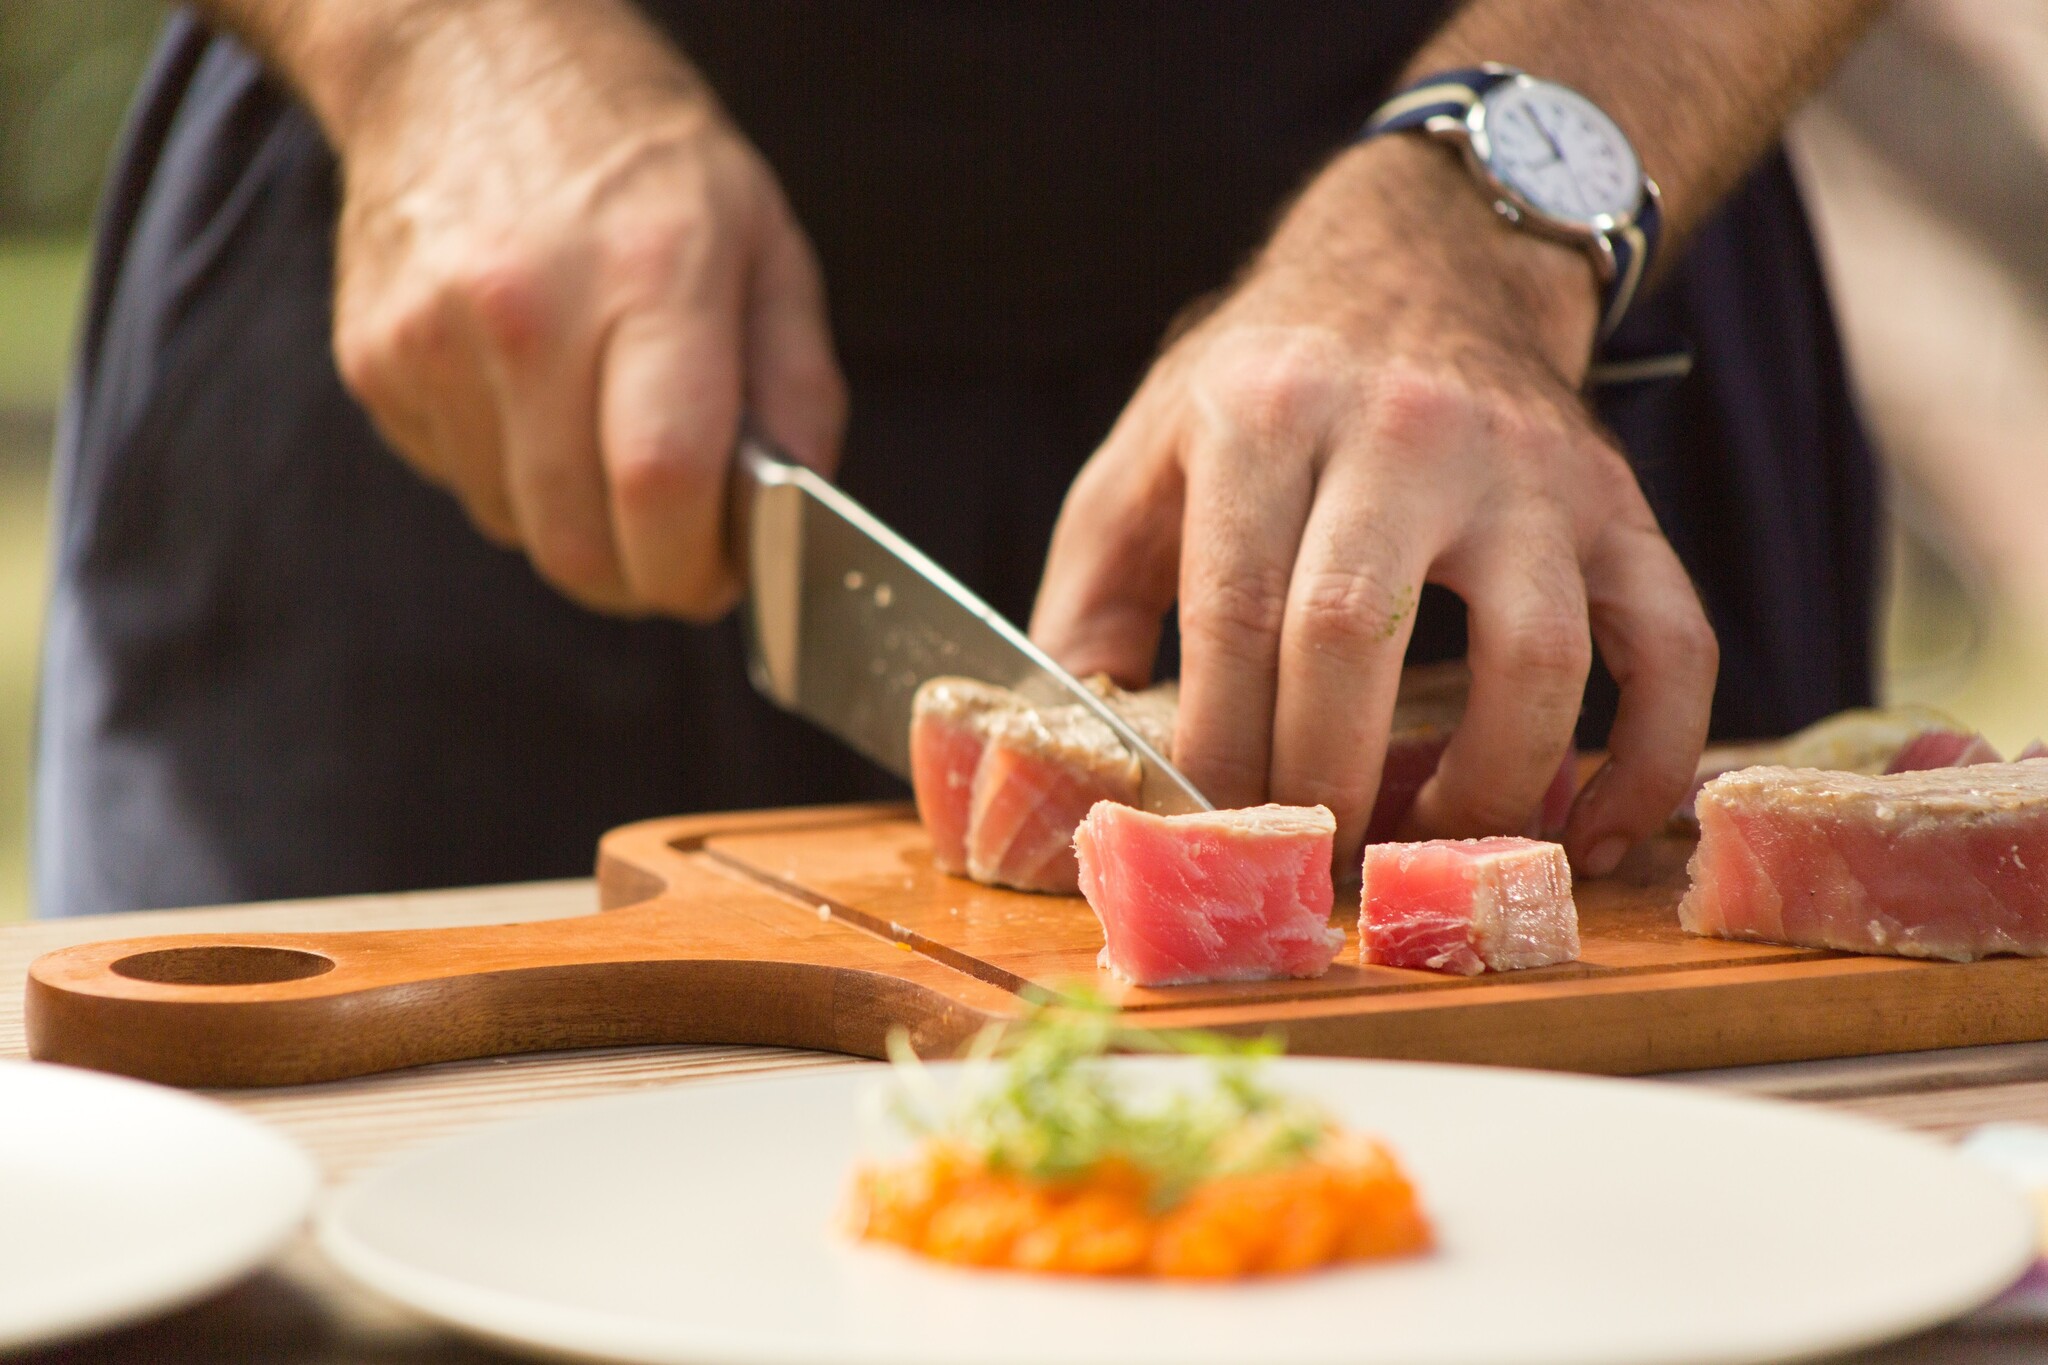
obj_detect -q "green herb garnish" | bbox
[880,992,1335,1210]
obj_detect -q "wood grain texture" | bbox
[29,802,2048,1087]
[27,806,1014,1086]
[11,883,2048,1364]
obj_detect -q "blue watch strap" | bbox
[1360,66,1511,138]
[1362,67,1661,342]
[1596,183,1660,340]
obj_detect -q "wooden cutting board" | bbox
[26,802,2048,1087]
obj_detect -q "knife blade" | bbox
[728,432,1210,815]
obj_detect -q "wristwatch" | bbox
[1363,64,1661,342]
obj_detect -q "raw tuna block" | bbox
[1679,762,2048,961]
[1074,802,1344,986]
[967,706,1142,894]
[910,678,1025,874]
[1674,705,1968,828]
[1359,837,1579,976]
[1884,729,2002,773]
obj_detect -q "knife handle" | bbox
[726,420,799,580]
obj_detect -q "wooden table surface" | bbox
[10,880,2048,1364]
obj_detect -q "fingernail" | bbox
[1582,836,1628,879]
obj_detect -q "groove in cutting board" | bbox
[698,845,1037,997]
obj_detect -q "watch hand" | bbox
[1527,107,1567,163]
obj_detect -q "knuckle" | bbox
[1659,608,1720,678]
[605,213,708,295]
[608,428,719,516]
[1202,329,1350,440]
[525,519,620,598]
[455,254,548,356]
[1366,363,1472,449]
[332,293,414,393]
[1291,566,1407,657]
[382,297,450,366]
[331,320,382,402]
[1498,608,1592,689]
[1181,567,1292,660]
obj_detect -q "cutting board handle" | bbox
[24,807,1007,1087]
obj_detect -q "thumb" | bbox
[1028,400,1185,687]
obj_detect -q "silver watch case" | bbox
[1420,70,1657,288]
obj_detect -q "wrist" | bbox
[265,0,458,149]
[1270,136,1602,385]
[273,0,702,158]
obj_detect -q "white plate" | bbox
[319,1058,2031,1365]
[0,1059,317,1351]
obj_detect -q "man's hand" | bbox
[1031,136,1717,874]
[1035,0,1882,874]
[222,0,845,618]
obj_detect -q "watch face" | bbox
[1476,78,1642,225]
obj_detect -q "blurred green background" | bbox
[1,1,161,922]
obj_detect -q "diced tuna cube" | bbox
[1885,730,2002,774]
[1679,762,2048,961]
[1074,802,1344,986]
[1359,837,1579,976]
[966,706,1141,893]
[910,678,1024,874]
[2022,740,2048,762]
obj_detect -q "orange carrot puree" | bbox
[846,1133,1431,1278]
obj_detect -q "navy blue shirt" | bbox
[35,5,1876,916]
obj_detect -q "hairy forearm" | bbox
[1410,0,1888,242]
[187,0,702,152]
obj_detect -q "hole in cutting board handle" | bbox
[110,946,337,986]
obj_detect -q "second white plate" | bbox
[319,1057,2031,1365]
[0,1060,316,1352]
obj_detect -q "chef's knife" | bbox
[728,432,1210,815]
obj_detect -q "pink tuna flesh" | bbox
[966,707,1140,894]
[1885,730,2002,773]
[909,678,1018,874]
[1679,762,2048,961]
[1359,837,1580,976]
[1074,802,1343,986]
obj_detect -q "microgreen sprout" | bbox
[881,990,1333,1211]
